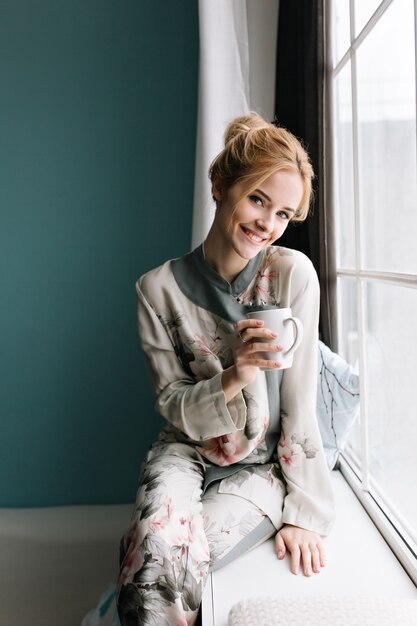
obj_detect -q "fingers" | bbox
[236,319,264,333]
[301,540,325,576]
[310,543,322,574]
[248,341,283,354]
[291,546,302,575]
[277,537,303,575]
[300,543,312,576]
[275,532,286,560]
[234,319,283,374]
[248,358,282,369]
[275,527,325,577]
[235,320,282,348]
[236,320,277,341]
[306,537,325,572]
[318,539,326,568]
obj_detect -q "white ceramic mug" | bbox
[246,307,303,370]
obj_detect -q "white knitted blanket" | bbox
[228,594,417,626]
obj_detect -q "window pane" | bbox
[354,0,382,35]
[366,281,417,540]
[333,0,351,64]
[337,277,362,466]
[356,0,417,274]
[334,62,356,268]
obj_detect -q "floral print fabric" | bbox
[117,244,336,623]
[116,445,276,626]
[135,245,334,534]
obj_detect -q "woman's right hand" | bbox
[222,319,283,402]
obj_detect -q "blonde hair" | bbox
[209,113,314,221]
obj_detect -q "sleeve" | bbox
[278,254,335,536]
[136,278,247,442]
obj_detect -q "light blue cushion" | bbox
[317,341,360,470]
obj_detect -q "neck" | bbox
[203,226,248,283]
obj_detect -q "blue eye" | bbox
[249,195,263,206]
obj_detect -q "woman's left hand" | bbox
[275,524,325,576]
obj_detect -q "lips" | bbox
[241,225,267,244]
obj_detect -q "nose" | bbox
[255,212,275,234]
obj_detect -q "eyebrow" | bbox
[254,188,296,214]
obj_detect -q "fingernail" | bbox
[256,320,264,326]
[305,568,311,576]
[277,550,283,558]
[294,567,299,575]
[271,331,278,337]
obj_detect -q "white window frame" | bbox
[330,0,417,585]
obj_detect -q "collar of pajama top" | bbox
[170,243,266,323]
[170,243,282,475]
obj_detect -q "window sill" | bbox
[202,469,417,626]
[338,455,417,587]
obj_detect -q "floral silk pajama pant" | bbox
[116,445,276,626]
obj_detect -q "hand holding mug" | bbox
[246,307,303,370]
[233,318,284,386]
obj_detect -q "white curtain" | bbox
[191,0,250,249]
[192,0,279,249]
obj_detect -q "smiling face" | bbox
[211,168,304,264]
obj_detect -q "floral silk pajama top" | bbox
[136,244,335,536]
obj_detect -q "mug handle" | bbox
[283,317,303,357]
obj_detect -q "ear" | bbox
[211,177,223,202]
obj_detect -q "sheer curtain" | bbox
[192,0,279,248]
[191,0,250,248]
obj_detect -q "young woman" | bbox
[116,113,334,626]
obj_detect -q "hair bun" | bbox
[209,111,313,222]
[223,112,270,146]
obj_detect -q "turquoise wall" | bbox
[0,1,199,506]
